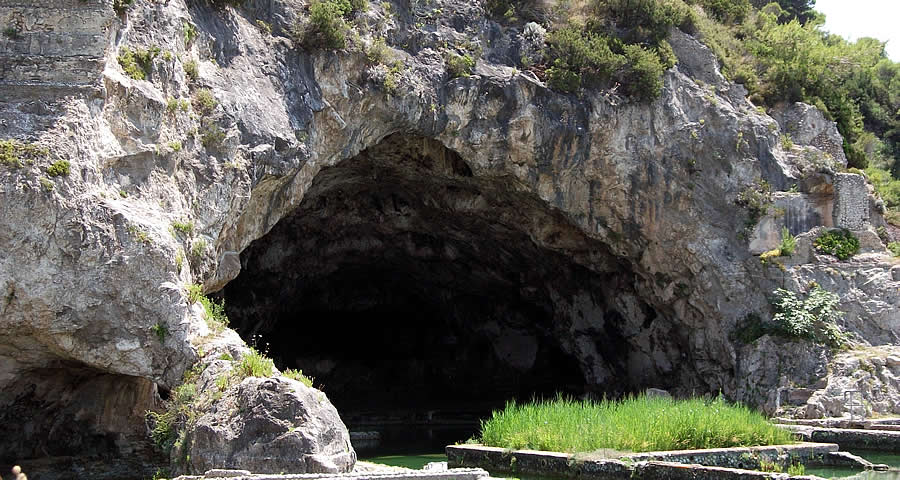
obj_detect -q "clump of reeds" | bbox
[478,394,795,453]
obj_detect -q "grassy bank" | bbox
[478,395,794,453]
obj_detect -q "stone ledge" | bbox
[446,443,856,479]
[781,425,900,451]
[173,468,491,480]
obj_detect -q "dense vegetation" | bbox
[493,0,899,223]
[478,395,794,452]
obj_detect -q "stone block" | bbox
[833,173,870,230]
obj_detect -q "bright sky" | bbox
[814,0,900,61]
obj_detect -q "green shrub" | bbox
[191,239,207,257]
[888,242,900,257]
[546,27,626,90]
[446,52,476,78]
[365,37,391,64]
[183,21,198,46]
[193,89,217,114]
[771,286,848,347]
[171,220,194,235]
[592,0,690,44]
[866,167,900,210]
[547,60,582,93]
[697,0,751,23]
[479,394,794,452]
[814,229,860,260]
[778,226,796,256]
[236,348,275,378]
[150,323,169,343]
[117,46,159,81]
[619,44,665,100]
[307,0,351,49]
[46,160,70,177]
[199,120,226,150]
[284,368,314,387]
[381,61,404,95]
[1,139,47,168]
[735,180,772,230]
[183,60,199,81]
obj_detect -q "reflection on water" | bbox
[361,453,448,470]
[806,452,900,479]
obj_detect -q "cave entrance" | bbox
[223,134,628,451]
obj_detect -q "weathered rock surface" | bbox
[187,373,355,474]
[1,0,898,475]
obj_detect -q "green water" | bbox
[362,450,900,479]
[361,453,447,470]
[806,452,900,479]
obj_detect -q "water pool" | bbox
[805,452,900,479]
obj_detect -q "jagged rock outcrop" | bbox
[1,0,898,475]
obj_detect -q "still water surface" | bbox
[806,452,900,479]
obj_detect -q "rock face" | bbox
[187,366,355,474]
[0,0,898,475]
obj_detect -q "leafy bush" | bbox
[236,348,275,378]
[771,286,848,347]
[814,229,860,260]
[545,27,626,92]
[593,0,691,44]
[304,0,366,49]
[365,37,391,64]
[619,44,665,100]
[866,167,900,214]
[46,160,70,177]
[446,52,476,78]
[697,0,751,23]
[480,394,794,452]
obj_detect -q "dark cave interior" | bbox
[222,134,644,432]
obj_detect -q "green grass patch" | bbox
[185,284,229,334]
[283,368,314,387]
[171,220,194,235]
[236,348,275,378]
[478,395,794,453]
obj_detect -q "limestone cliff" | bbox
[0,0,898,476]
